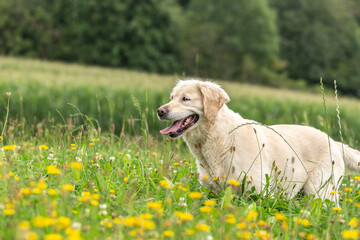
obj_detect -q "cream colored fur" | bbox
[159,79,360,202]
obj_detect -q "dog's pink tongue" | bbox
[160,120,182,135]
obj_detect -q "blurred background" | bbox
[1,0,360,96]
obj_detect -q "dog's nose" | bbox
[157,107,168,117]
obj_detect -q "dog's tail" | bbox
[336,142,360,172]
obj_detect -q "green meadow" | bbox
[1,57,360,239]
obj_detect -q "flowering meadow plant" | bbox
[1,121,360,240]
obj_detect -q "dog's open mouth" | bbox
[160,114,199,138]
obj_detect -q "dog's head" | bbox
[158,79,230,138]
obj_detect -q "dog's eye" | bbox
[182,97,190,102]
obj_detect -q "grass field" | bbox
[1,57,360,239]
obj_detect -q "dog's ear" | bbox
[199,82,230,120]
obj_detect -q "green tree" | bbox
[0,0,182,73]
[270,0,360,96]
[181,0,281,83]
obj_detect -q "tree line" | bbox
[1,0,360,96]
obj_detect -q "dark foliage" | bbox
[0,0,181,73]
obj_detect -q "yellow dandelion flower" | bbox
[66,230,82,240]
[57,217,71,229]
[330,190,337,195]
[147,201,163,213]
[78,192,91,202]
[349,218,358,227]
[307,233,315,240]
[70,162,83,170]
[140,213,152,220]
[294,217,310,227]
[354,176,360,181]
[40,145,48,150]
[3,145,16,151]
[92,193,100,200]
[32,188,41,194]
[0,136,2,140]
[258,220,266,227]
[202,174,210,181]
[237,222,247,229]
[163,230,174,237]
[188,191,202,199]
[174,162,180,166]
[27,232,38,240]
[33,216,56,228]
[333,207,342,212]
[37,181,47,190]
[62,184,74,193]
[196,223,210,232]
[103,220,113,228]
[142,220,155,230]
[123,216,137,227]
[129,230,137,237]
[346,199,353,203]
[213,177,219,181]
[48,189,58,196]
[159,179,171,189]
[356,202,360,208]
[178,185,187,191]
[237,231,251,239]
[14,176,20,181]
[256,230,270,239]
[21,188,31,196]
[5,203,14,209]
[152,152,157,157]
[200,206,211,213]
[47,165,61,175]
[227,179,240,186]
[345,187,353,192]
[18,221,30,230]
[185,229,195,235]
[4,208,15,215]
[91,200,99,206]
[175,211,194,221]
[274,213,286,221]
[247,211,259,221]
[204,200,216,206]
[113,218,123,224]
[44,233,63,240]
[226,215,236,224]
[123,177,128,183]
[342,230,359,239]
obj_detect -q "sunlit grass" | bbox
[1,117,360,239]
[1,56,360,239]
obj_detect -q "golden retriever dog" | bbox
[158,79,360,202]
